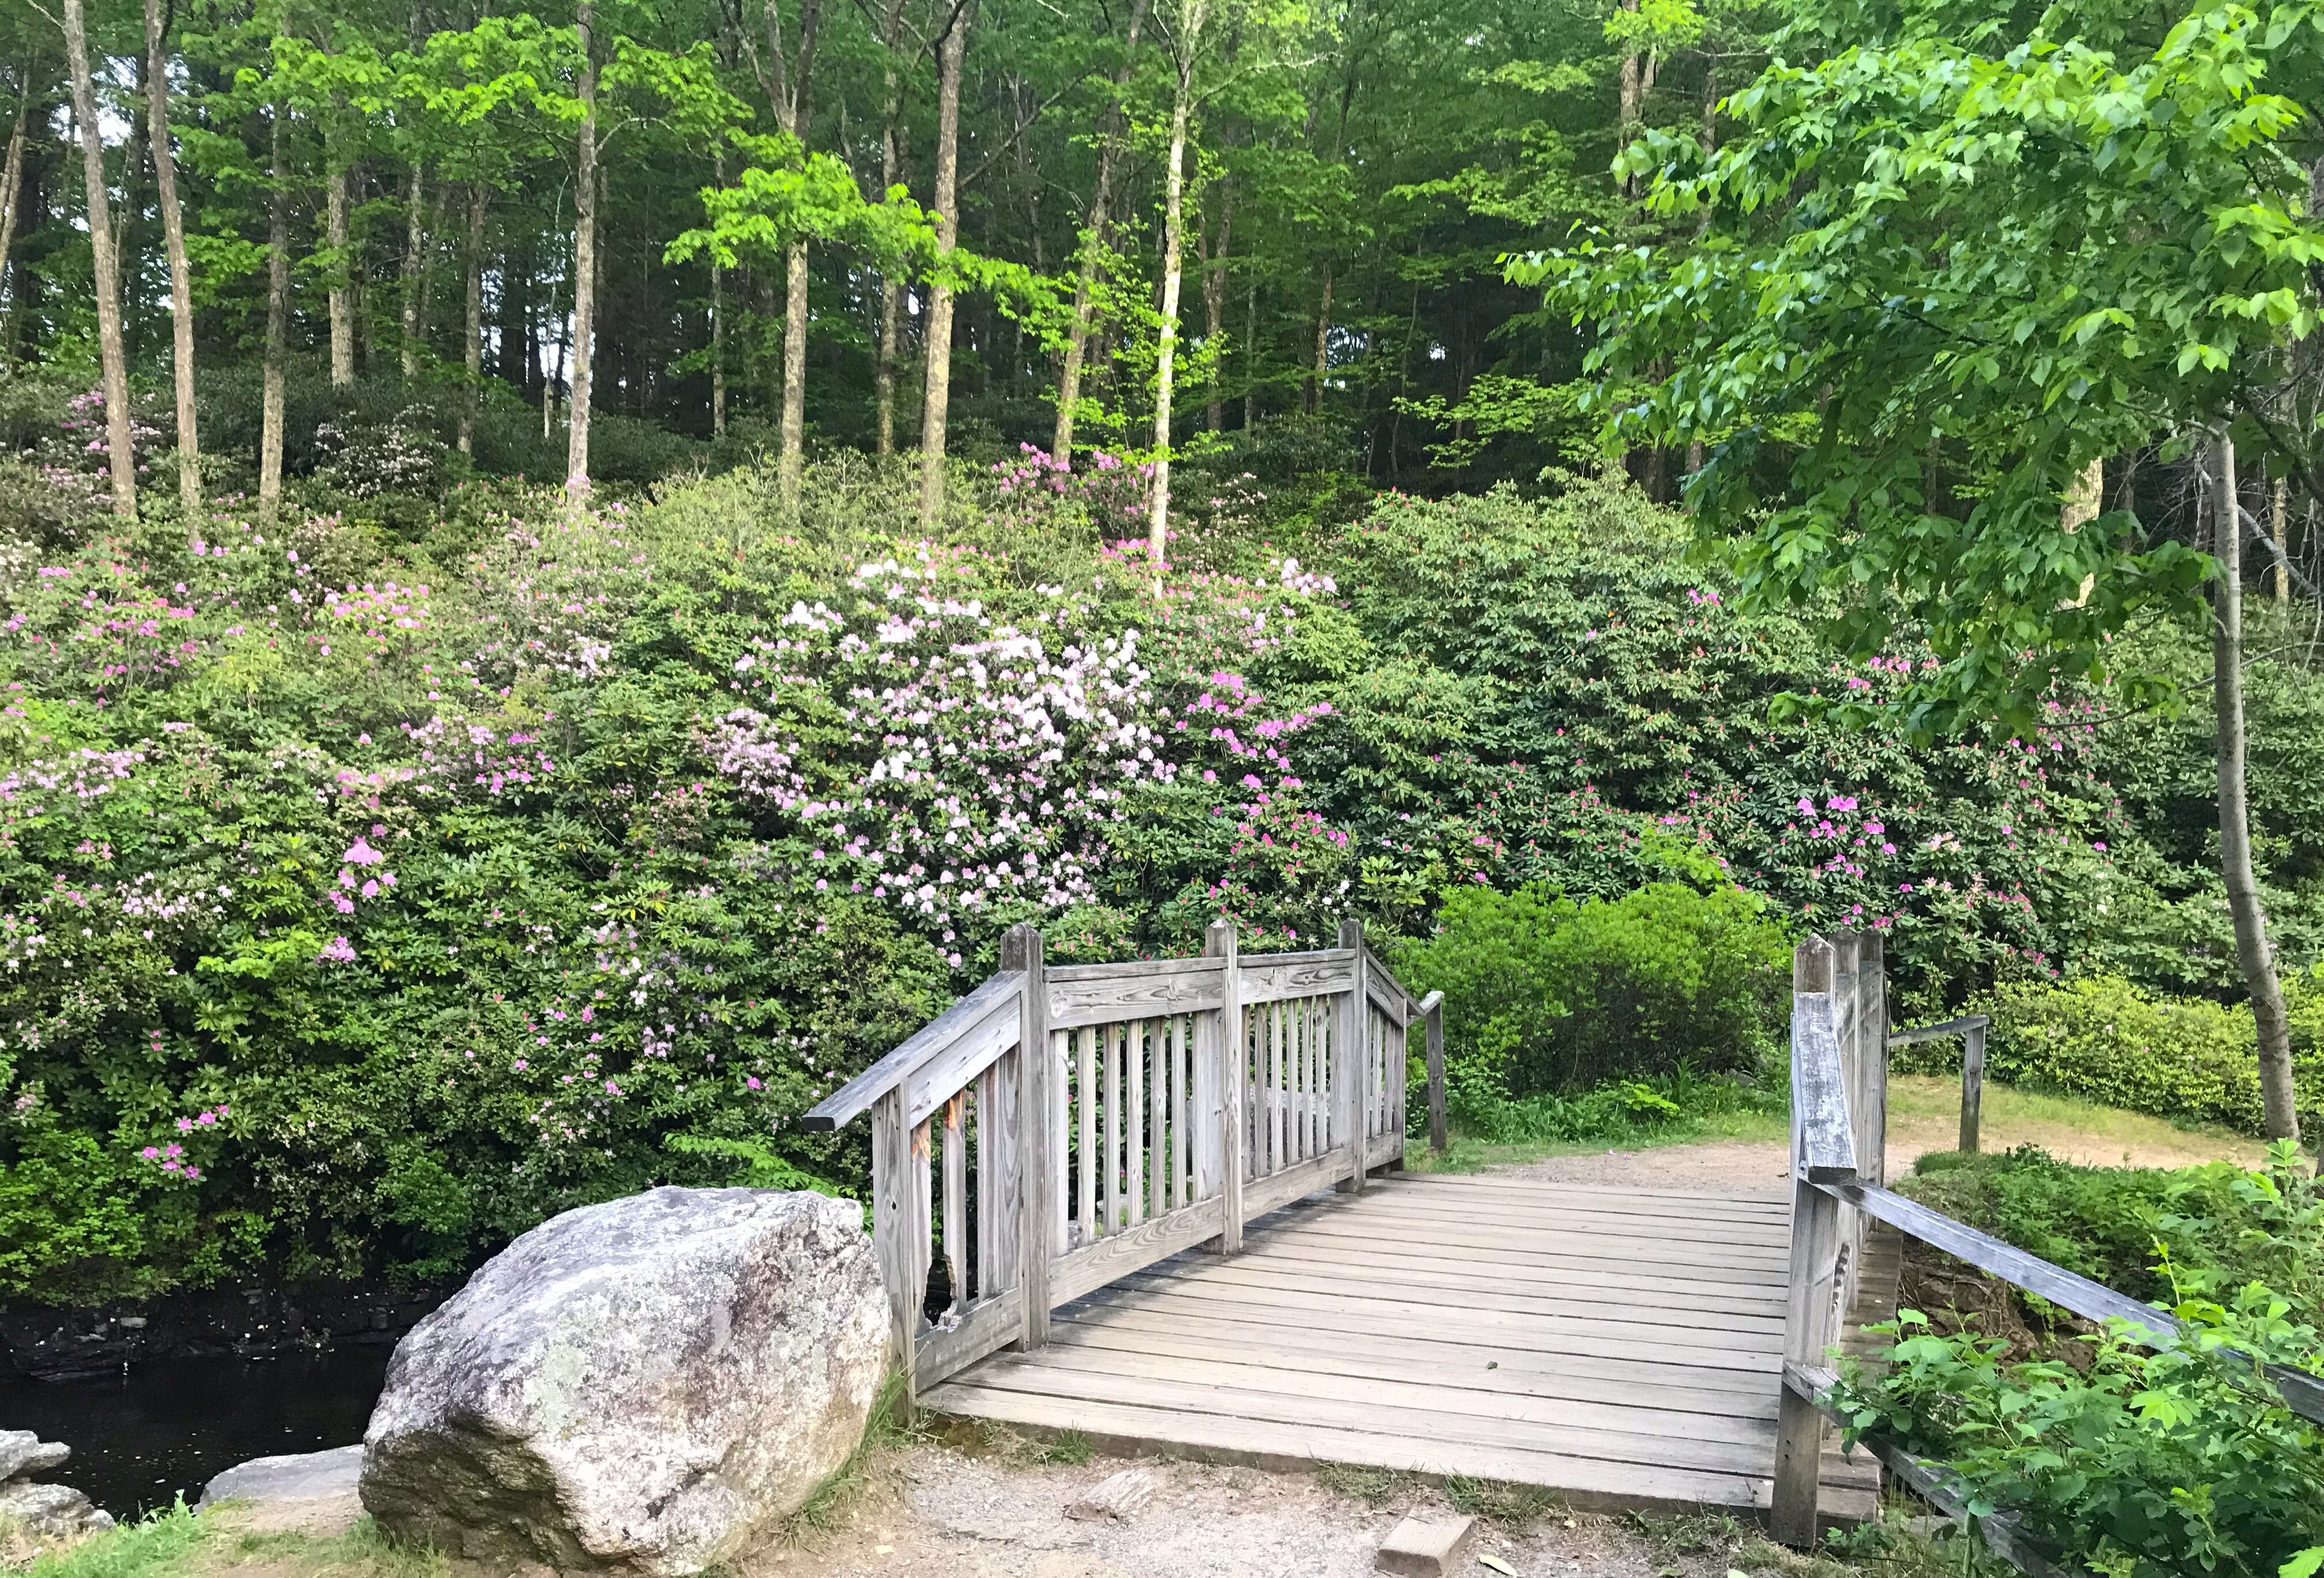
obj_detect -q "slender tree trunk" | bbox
[399,161,427,377]
[710,150,727,436]
[2272,474,2290,603]
[261,110,289,527]
[144,0,199,511]
[873,0,908,458]
[1242,273,1257,429]
[460,181,486,454]
[327,164,355,386]
[566,1,599,503]
[1053,0,1149,467]
[916,4,969,525]
[65,0,135,518]
[1202,179,1232,433]
[1147,25,1202,582]
[1304,263,1332,416]
[2213,433,2299,1142]
[782,239,809,505]
[0,85,26,367]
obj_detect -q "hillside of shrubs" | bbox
[2,375,2322,1307]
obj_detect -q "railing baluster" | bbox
[1148,1015,1167,1219]
[1171,1013,1189,1210]
[1002,923,1048,1350]
[1103,1020,1122,1235]
[941,1094,967,1318]
[1049,1026,1069,1256]
[975,1067,995,1301]
[1127,1017,1147,1227]
[1076,1025,1097,1244]
[1211,918,1243,1249]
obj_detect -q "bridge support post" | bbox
[1774,935,1842,1546]
[1006,923,1051,1352]
[1208,918,1244,1252]
[1335,917,1367,1194]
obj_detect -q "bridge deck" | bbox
[924,1170,1879,1520]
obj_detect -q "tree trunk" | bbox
[145,0,199,511]
[781,237,809,508]
[1243,273,1257,429]
[0,84,27,368]
[1202,178,1232,433]
[566,1,599,503]
[1304,262,1332,416]
[916,4,969,526]
[399,161,427,377]
[873,0,908,458]
[2272,474,2289,603]
[327,164,355,386]
[1146,22,1201,583]
[1054,0,1149,467]
[261,109,290,527]
[460,180,486,454]
[710,150,727,436]
[65,0,135,518]
[2213,433,2299,1142]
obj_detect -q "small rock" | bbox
[1375,1513,1476,1577]
[1065,1467,1160,1522]
[0,1480,114,1538]
[199,1444,364,1534]
[0,1430,69,1483]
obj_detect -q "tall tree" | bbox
[0,56,34,373]
[743,0,823,516]
[1052,0,1147,467]
[145,0,200,511]
[872,0,909,456]
[399,163,429,378]
[1146,0,1209,576]
[63,0,136,518]
[459,179,487,454]
[259,106,290,527]
[566,0,599,502]
[916,0,969,524]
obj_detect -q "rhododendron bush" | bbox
[0,460,2315,1305]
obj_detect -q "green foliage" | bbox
[1394,880,1790,1097]
[1907,975,2324,1136]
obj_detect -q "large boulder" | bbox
[359,1187,885,1576]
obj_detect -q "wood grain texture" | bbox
[916,1283,1026,1389]
[806,969,1024,1129]
[1048,962,1225,1028]
[1051,1196,1229,1305]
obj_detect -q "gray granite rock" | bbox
[360,1186,885,1576]
[0,1430,68,1484]
[0,1479,114,1537]
[201,1444,363,1507]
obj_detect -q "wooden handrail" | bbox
[801,969,1024,1131]
[1888,1012,1990,1045]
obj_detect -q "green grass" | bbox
[1404,1105,1787,1175]
[1885,1073,2265,1169]
[9,1505,443,1578]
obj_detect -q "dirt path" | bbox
[748,1447,1742,1578]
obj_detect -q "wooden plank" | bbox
[1774,1166,1840,1545]
[1048,956,1229,983]
[1229,1239,1790,1317]
[1266,1001,1285,1175]
[1148,1016,1167,1220]
[1057,1298,1782,1398]
[1238,1223,1791,1295]
[1002,924,1048,1350]
[1048,962,1226,1029]
[1170,1014,1190,1210]
[1344,1194,1791,1248]
[1791,938,1857,1183]
[1147,1258,1786,1335]
[1048,1029,1069,1255]
[1961,1021,1986,1154]
[1210,919,1242,1251]
[904,992,1021,1128]
[1127,1017,1146,1227]
[1391,1173,1791,1209]
[1076,1026,1096,1244]
[941,1093,967,1315]
[916,1284,1024,1388]
[1242,1147,1353,1219]
[1887,1013,1991,1047]
[1050,1197,1228,1305]
[1103,1021,1122,1236]
[1337,918,1367,1196]
[805,969,1025,1130]
[1046,1312,1783,1418]
[957,1354,1779,1477]
[1421,991,1446,1152]
[1240,956,1357,1006]
[1104,1272,1782,1363]
[920,1383,1770,1513]
[870,1088,926,1387]
[1255,1210,1793,1279]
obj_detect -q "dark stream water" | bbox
[0,1347,390,1520]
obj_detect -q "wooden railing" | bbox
[1775,932,2324,1557]
[804,916,1443,1400]
[1888,1011,1990,1152]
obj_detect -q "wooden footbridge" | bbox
[806,921,1904,1535]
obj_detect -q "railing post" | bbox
[1208,918,1243,1252]
[1960,1020,1986,1154]
[1774,935,1840,1546]
[1336,917,1368,1194]
[1859,930,1888,1187]
[1424,993,1447,1153]
[870,1087,929,1406]
[1004,923,1050,1351]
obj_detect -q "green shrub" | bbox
[1394,879,1790,1098]
[1918,975,2324,1135]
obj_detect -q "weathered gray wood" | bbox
[1103,1021,1123,1236]
[1266,1001,1285,1174]
[1243,1147,1354,1218]
[1421,992,1447,1153]
[870,1088,930,1397]
[1240,955,1357,1005]
[1857,930,1887,1188]
[903,990,1021,1128]
[1129,1018,1148,1226]
[805,969,1026,1130]
[1210,918,1243,1252]
[1003,924,1050,1350]
[1048,961,1227,1028]
[1148,1017,1167,1220]
[1049,956,1230,983]
[1772,1166,1840,1545]
[1962,1021,1986,1154]
[1051,1196,1229,1304]
[1337,918,1368,1196]
[1790,946,1857,1183]
[916,1283,1025,1389]
[942,1093,967,1316]
[1171,1014,1190,1209]
[1076,1025,1097,1244]
[1050,1028,1070,1255]
[1886,1012,1991,1046]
